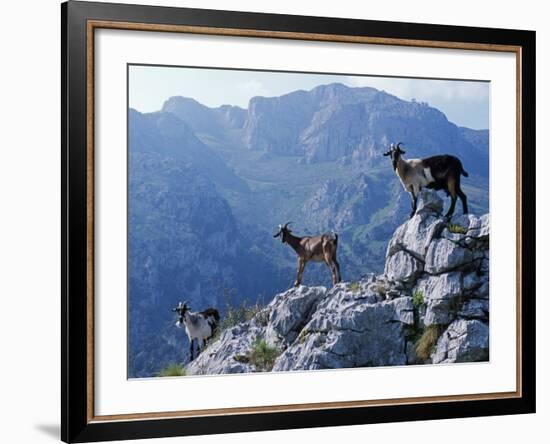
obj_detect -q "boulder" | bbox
[273,290,414,371]
[264,285,326,347]
[458,299,489,320]
[432,319,489,363]
[186,323,260,375]
[386,214,446,260]
[416,272,463,325]
[425,238,473,274]
[384,250,423,284]
[417,189,444,215]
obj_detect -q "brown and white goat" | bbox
[384,143,469,218]
[274,222,341,287]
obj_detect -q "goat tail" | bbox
[460,163,469,177]
[332,231,339,246]
[201,307,220,323]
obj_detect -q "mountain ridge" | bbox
[153,82,488,173]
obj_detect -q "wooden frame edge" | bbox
[86,18,95,424]
[89,19,521,53]
[74,10,532,434]
[90,391,520,423]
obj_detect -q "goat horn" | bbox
[283,222,293,229]
[396,142,403,149]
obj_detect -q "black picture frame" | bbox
[61,1,536,442]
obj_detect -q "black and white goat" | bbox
[172,301,220,362]
[274,222,341,287]
[384,143,469,218]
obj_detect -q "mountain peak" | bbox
[161,95,202,110]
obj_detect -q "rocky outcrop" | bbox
[432,319,489,363]
[185,190,489,375]
[384,191,489,363]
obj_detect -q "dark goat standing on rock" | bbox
[172,301,220,362]
[384,142,469,218]
[274,222,341,287]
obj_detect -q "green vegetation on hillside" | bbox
[157,363,186,377]
[247,339,281,372]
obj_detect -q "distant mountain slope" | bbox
[161,97,247,141]
[459,126,490,155]
[129,108,247,191]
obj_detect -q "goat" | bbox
[172,301,220,362]
[383,142,469,218]
[274,222,341,287]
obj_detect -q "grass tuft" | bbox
[412,289,425,308]
[248,339,281,372]
[373,283,387,296]
[349,281,361,293]
[233,354,250,364]
[209,292,267,343]
[157,363,186,377]
[415,325,440,361]
[447,223,468,234]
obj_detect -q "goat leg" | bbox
[333,257,342,283]
[409,192,418,218]
[196,338,203,356]
[294,259,305,287]
[189,338,194,362]
[458,189,469,214]
[445,196,458,218]
[327,262,337,286]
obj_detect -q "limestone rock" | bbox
[432,319,489,363]
[264,285,326,347]
[416,272,463,326]
[425,238,473,274]
[384,251,423,284]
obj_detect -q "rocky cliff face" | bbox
[241,83,488,173]
[300,173,388,231]
[161,84,488,173]
[186,190,489,375]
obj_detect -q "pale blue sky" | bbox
[129,65,490,130]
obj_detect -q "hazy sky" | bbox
[129,65,490,130]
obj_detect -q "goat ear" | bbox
[383,151,391,156]
[273,232,281,238]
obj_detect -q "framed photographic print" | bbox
[61,1,536,442]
